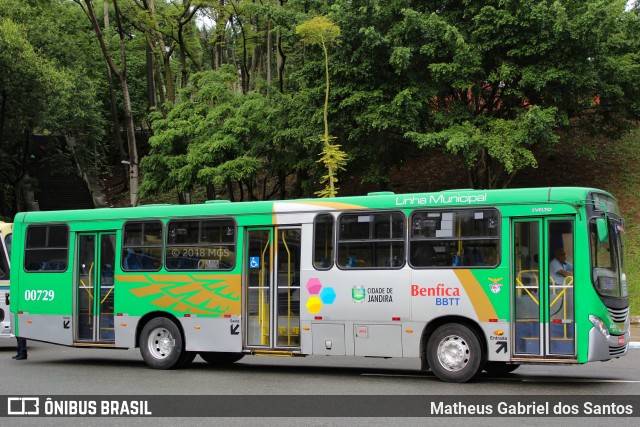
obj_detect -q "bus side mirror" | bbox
[596,218,608,242]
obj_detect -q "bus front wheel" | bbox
[426,324,484,383]
[140,317,193,369]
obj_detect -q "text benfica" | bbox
[411,283,460,297]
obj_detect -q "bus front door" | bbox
[245,227,301,350]
[512,218,576,359]
[76,232,116,344]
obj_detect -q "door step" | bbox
[511,357,577,363]
[73,342,116,348]
[249,349,303,357]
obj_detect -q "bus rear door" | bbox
[75,232,116,344]
[244,227,301,351]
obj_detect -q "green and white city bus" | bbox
[9,187,629,382]
[1,221,12,338]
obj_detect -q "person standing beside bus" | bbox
[13,337,27,360]
[549,248,573,286]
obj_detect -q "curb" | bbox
[631,316,640,324]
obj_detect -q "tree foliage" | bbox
[395,0,640,187]
[0,0,105,217]
[1,0,640,215]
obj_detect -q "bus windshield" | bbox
[590,216,626,298]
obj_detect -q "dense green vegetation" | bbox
[1,1,639,309]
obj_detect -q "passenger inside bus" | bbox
[549,248,573,286]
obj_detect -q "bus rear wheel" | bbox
[140,317,191,370]
[426,324,484,383]
[199,352,244,365]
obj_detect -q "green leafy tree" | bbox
[141,63,316,203]
[392,0,640,188]
[0,0,105,216]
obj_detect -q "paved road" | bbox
[1,340,639,426]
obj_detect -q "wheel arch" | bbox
[419,315,488,371]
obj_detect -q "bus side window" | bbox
[24,224,69,272]
[409,209,500,269]
[122,221,163,272]
[337,211,405,269]
[313,214,334,270]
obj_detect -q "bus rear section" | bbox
[0,221,12,339]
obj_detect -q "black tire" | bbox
[139,317,188,370]
[199,352,245,365]
[484,362,520,376]
[426,324,484,383]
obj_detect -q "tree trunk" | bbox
[146,42,157,110]
[119,75,140,206]
[100,0,126,168]
[276,1,286,93]
[0,90,6,151]
[266,19,272,90]
[83,0,140,205]
[206,183,216,200]
[102,0,109,28]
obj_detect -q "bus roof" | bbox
[12,186,616,224]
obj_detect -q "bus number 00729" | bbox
[24,289,55,301]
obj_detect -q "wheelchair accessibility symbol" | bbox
[249,256,260,269]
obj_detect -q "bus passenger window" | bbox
[313,214,334,269]
[336,212,405,269]
[121,221,163,272]
[24,225,69,272]
[165,219,235,271]
[409,209,500,268]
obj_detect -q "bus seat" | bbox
[177,257,189,269]
[124,251,142,270]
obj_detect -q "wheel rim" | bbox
[436,334,470,372]
[147,327,175,360]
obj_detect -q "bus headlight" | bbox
[589,315,610,340]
